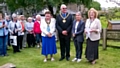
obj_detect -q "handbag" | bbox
[10,35,17,46]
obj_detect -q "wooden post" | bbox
[102,29,107,50]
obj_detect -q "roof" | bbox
[109,20,120,24]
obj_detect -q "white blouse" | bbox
[40,18,56,37]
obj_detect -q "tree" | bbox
[6,0,44,16]
[88,1,101,10]
[5,0,93,17]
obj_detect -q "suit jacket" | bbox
[85,18,102,41]
[72,20,85,42]
[56,13,73,37]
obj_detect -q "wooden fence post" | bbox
[102,29,107,50]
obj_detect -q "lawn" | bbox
[0,41,120,68]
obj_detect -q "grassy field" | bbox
[0,41,120,68]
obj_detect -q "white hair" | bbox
[36,14,41,18]
[28,17,33,20]
[12,13,17,18]
[60,4,67,9]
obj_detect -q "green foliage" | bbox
[6,0,44,13]
[100,16,108,28]
[89,1,101,10]
[105,7,120,20]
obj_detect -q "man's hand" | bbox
[62,30,68,35]
[72,33,75,37]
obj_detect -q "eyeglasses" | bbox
[62,8,67,9]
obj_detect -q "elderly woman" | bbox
[25,17,35,47]
[33,14,42,48]
[85,8,102,64]
[72,12,85,62]
[8,13,22,53]
[0,13,8,56]
[41,11,57,62]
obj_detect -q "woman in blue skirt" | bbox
[41,11,57,62]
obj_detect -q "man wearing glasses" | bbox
[56,4,73,61]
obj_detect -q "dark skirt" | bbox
[41,36,57,56]
[85,38,99,61]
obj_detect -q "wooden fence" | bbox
[102,29,120,50]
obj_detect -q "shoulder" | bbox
[94,18,101,23]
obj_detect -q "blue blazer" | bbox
[72,20,85,42]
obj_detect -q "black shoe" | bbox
[59,57,65,61]
[17,50,21,52]
[66,57,70,61]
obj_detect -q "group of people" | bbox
[0,12,42,54]
[0,4,102,65]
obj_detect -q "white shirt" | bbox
[75,21,79,33]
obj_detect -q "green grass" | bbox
[0,41,120,68]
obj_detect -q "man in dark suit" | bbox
[56,4,73,61]
[72,12,85,63]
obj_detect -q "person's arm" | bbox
[8,22,13,34]
[17,22,22,31]
[72,21,75,34]
[75,22,85,35]
[90,19,102,33]
[96,20,102,33]
[50,20,56,34]
[56,15,63,33]
[25,23,29,32]
[40,21,49,35]
[66,14,73,33]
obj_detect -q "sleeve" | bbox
[72,21,75,34]
[25,23,28,31]
[40,21,49,35]
[18,22,22,31]
[8,21,13,33]
[56,15,63,33]
[75,22,85,35]
[96,19,102,33]
[66,14,73,33]
[50,19,56,34]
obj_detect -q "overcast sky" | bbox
[94,0,120,8]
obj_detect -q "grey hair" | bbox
[36,14,41,18]
[76,11,81,16]
[60,4,67,9]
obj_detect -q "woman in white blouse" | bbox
[40,11,57,62]
[85,8,102,64]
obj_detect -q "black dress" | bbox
[85,38,99,61]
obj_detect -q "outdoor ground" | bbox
[0,41,120,68]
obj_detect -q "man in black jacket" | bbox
[56,4,73,61]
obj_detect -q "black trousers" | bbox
[12,36,20,53]
[73,40,83,59]
[7,33,10,46]
[27,34,36,47]
[18,35,23,49]
[59,36,71,58]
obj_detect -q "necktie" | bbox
[63,13,66,17]
[47,25,50,32]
